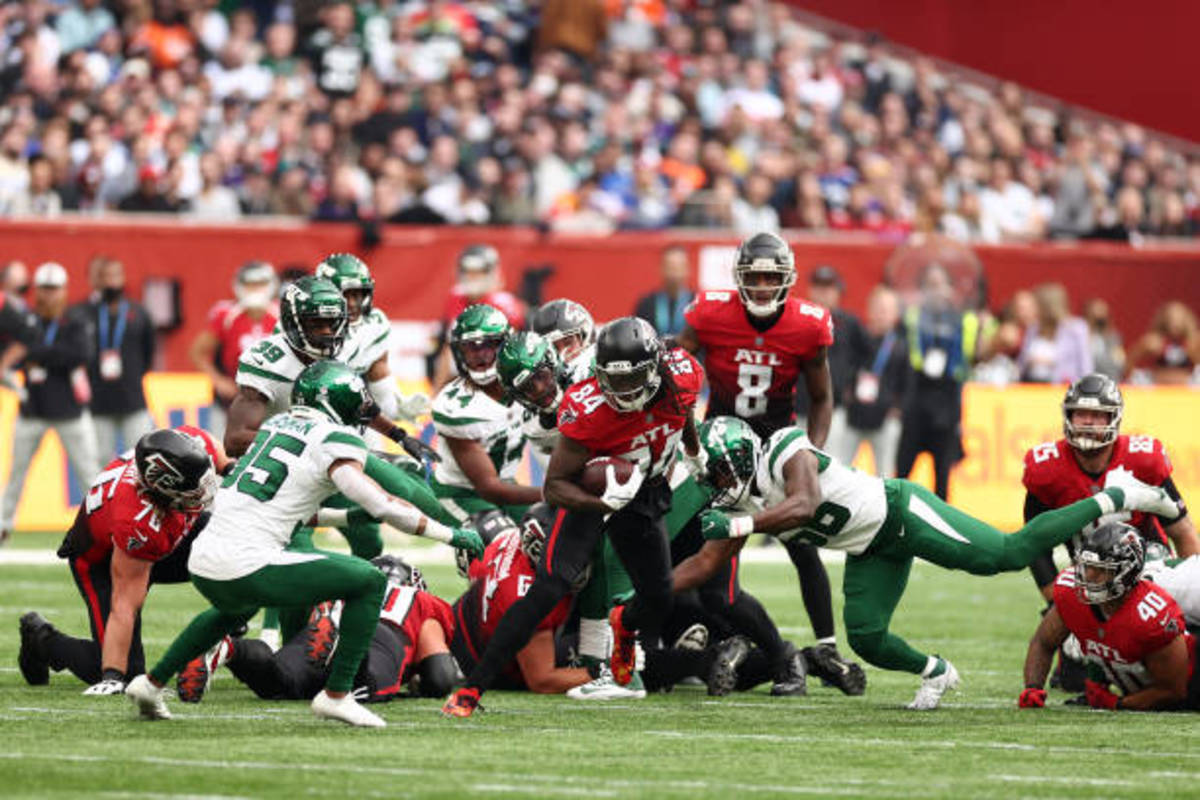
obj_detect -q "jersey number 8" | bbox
[735,363,771,417]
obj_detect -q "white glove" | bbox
[1103,467,1181,520]
[681,445,708,478]
[397,392,431,422]
[83,678,127,695]
[600,464,645,512]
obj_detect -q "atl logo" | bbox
[734,349,783,366]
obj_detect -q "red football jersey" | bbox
[206,300,279,378]
[684,291,833,431]
[443,289,525,330]
[557,348,703,479]
[72,425,220,566]
[376,582,454,691]
[455,529,571,687]
[1053,569,1195,694]
[1023,435,1176,544]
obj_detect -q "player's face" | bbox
[742,271,783,308]
[550,332,585,361]
[461,337,502,372]
[303,316,339,342]
[517,366,558,410]
[1082,563,1115,587]
[1070,409,1113,429]
[343,288,367,322]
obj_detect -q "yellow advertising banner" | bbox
[3,378,1198,533]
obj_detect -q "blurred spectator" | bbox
[799,266,863,443]
[1127,301,1200,385]
[538,0,607,64]
[896,263,985,500]
[828,285,908,477]
[1048,134,1097,238]
[633,245,694,337]
[307,1,364,97]
[0,262,99,541]
[1082,298,1125,380]
[188,260,279,438]
[128,1,195,70]
[7,155,62,217]
[118,166,180,213]
[74,257,155,461]
[973,289,1034,384]
[731,172,779,234]
[56,0,117,54]
[979,158,1042,241]
[1017,283,1092,383]
[189,153,241,221]
[1090,186,1149,242]
[1,261,30,307]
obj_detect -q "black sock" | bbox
[45,631,102,685]
[786,542,835,640]
[725,591,788,666]
[466,578,568,692]
[642,647,712,692]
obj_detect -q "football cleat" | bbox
[907,659,960,710]
[803,643,867,696]
[567,666,647,701]
[18,612,54,686]
[608,606,637,686]
[672,623,709,652]
[312,690,386,728]
[441,687,483,718]
[125,674,172,720]
[177,637,232,703]
[770,644,808,697]
[304,601,339,667]
[707,636,751,697]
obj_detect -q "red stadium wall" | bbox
[787,0,1200,142]
[0,219,1197,370]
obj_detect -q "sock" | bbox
[578,617,610,662]
[787,542,836,640]
[642,647,712,692]
[922,655,946,679]
[44,631,103,685]
[817,636,838,647]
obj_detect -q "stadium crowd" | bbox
[0,0,1196,241]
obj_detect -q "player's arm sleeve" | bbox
[1161,476,1188,521]
[316,430,370,473]
[1025,492,1059,590]
[368,375,400,419]
[234,353,289,407]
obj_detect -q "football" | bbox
[579,456,636,496]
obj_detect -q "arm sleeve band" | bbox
[329,463,455,543]
[368,376,400,419]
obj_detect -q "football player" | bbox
[430,305,543,524]
[1024,373,1198,602]
[675,231,861,692]
[686,416,1181,709]
[1143,545,1200,628]
[528,298,596,383]
[178,556,457,703]
[124,361,478,727]
[19,427,227,695]
[442,317,705,717]
[1021,523,1199,711]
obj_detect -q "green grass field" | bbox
[1,547,1198,799]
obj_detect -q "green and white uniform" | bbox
[340,307,391,375]
[236,333,310,418]
[431,377,531,522]
[149,408,386,694]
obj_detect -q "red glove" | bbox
[1085,679,1120,710]
[1018,687,1047,708]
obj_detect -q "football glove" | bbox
[1017,687,1046,708]
[600,464,645,512]
[399,433,441,464]
[1084,679,1120,710]
[681,445,708,479]
[450,527,485,559]
[397,392,431,422]
[699,509,754,540]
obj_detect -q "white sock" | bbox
[921,656,942,678]
[817,636,837,647]
[579,617,609,661]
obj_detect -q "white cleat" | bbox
[1105,468,1181,520]
[125,674,172,720]
[311,690,386,728]
[567,667,647,701]
[907,661,960,711]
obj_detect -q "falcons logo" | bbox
[143,453,185,489]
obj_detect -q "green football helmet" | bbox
[280,276,348,359]
[698,416,762,508]
[497,331,566,412]
[291,359,376,427]
[315,253,374,323]
[450,304,511,385]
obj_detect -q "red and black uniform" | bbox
[229,582,454,701]
[1024,435,1188,590]
[684,291,839,645]
[684,291,832,441]
[48,425,220,684]
[1053,569,1200,707]
[205,300,278,406]
[451,530,572,689]
[460,348,703,693]
[443,288,525,332]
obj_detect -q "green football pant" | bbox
[149,550,386,693]
[842,479,1124,674]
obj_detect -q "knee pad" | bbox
[415,652,462,698]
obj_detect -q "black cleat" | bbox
[770,644,808,696]
[707,636,751,697]
[803,643,867,696]
[18,612,55,686]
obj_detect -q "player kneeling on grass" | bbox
[125,360,479,728]
[685,416,1181,709]
[177,556,458,704]
[19,427,227,695]
[1020,523,1199,711]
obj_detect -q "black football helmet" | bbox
[134,429,217,512]
[593,317,663,412]
[371,554,428,592]
[519,503,558,565]
[456,244,501,297]
[456,509,519,578]
[734,231,796,317]
[528,299,595,363]
[1062,373,1123,451]
[1074,521,1145,604]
